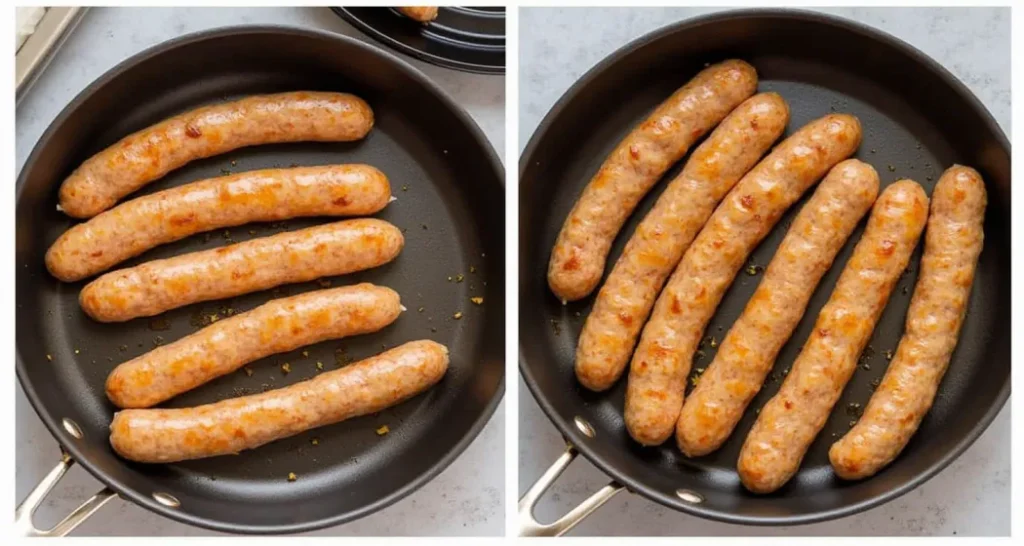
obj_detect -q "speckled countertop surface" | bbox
[15,7,504,536]
[519,7,1009,536]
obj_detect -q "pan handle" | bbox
[14,451,118,537]
[518,443,624,536]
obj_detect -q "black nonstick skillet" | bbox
[519,9,1009,534]
[16,26,505,535]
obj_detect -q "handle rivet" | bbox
[574,416,595,438]
[61,418,83,440]
[152,492,181,508]
[675,489,704,504]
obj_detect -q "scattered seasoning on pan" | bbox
[695,349,706,360]
[574,311,581,317]
[334,347,352,367]
[107,356,114,362]
[869,377,882,391]
[74,349,80,355]
[845,402,864,417]
[848,420,858,428]
[148,317,171,331]
[220,168,232,176]
[447,276,453,282]
[401,184,409,191]
[281,363,291,374]
[781,367,790,377]
[317,278,332,288]
[469,266,476,274]
[289,163,299,168]
[861,362,871,371]
[885,349,894,360]
[550,319,562,336]
[203,232,213,243]
[421,224,428,230]
[301,350,309,358]
[744,264,763,276]
[417,306,425,313]
[91,359,96,364]
[869,148,877,154]
[470,297,484,305]
[45,354,52,361]
[243,367,254,377]
[287,472,297,482]
[926,176,933,182]
[248,229,257,236]
[376,425,390,436]
[230,160,237,166]
[709,336,719,349]
[455,274,464,283]
[208,313,220,324]
[689,367,706,389]
[754,407,761,415]
[717,326,723,331]
[430,327,437,333]
[315,361,324,371]
[310,438,319,446]
[222,230,234,243]
[152,336,165,347]
[452,311,463,320]
[887,165,896,173]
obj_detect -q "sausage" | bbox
[80,218,403,322]
[397,7,438,22]
[676,159,879,457]
[829,166,986,480]
[58,92,374,218]
[106,284,403,408]
[547,60,758,302]
[624,114,863,446]
[46,164,392,282]
[737,180,929,494]
[109,340,447,462]
[575,93,790,392]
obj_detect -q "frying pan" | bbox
[331,6,505,75]
[519,9,1009,535]
[15,26,505,535]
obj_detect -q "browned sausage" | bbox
[80,218,403,322]
[58,92,374,218]
[109,340,448,463]
[106,283,403,408]
[829,165,986,480]
[575,93,790,392]
[397,7,438,22]
[676,159,879,456]
[548,60,758,302]
[738,180,929,494]
[624,114,863,446]
[46,164,391,282]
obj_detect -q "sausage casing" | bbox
[829,165,986,480]
[676,159,879,456]
[58,91,374,218]
[575,93,790,391]
[738,180,929,494]
[47,164,391,282]
[624,114,863,446]
[80,218,403,322]
[109,340,448,463]
[548,60,758,302]
[106,283,402,408]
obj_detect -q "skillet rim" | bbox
[16,24,506,534]
[518,7,1010,526]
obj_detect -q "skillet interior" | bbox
[16,27,505,534]
[519,10,1009,525]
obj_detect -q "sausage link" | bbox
[575,93,790,391]
[80,218,403,322]
[676,160,879,456]
[47,164,391,282]
[738,180,929,494]
[109,340,447,462]
[58,92,374,218]
[548,60,758,302]
[106,284,402,408]
[397,7,438,22]
[829,166,986,480]
[624,114,863,446]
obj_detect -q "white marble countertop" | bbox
[15,6,504,537]
[518,7,1009,536]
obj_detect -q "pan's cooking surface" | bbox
[519,11,1009,524]
[17,27,504,533]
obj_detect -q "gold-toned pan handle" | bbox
[518,444,624,537]
[14,451,118,537]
